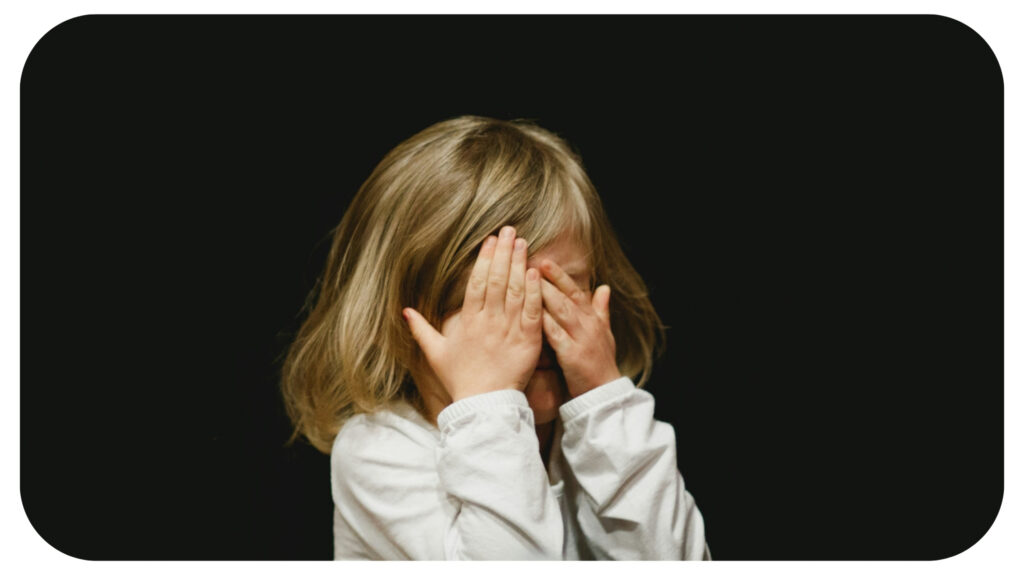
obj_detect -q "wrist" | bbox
[559,376,636,422]
[568,368,623,398]
[450,382,520,403]
[438,388,531,430]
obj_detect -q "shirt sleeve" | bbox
[558,377,711,560]
[435,389,565,560]
[330,391,565,560]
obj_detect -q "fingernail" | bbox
[484,236,497,248]
[514,238,526,252]
[501,226,515,239]
[527,268,538,280]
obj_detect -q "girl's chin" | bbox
[525,369,568,425]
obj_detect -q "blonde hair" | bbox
[280,115,666,453]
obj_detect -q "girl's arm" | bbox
[538,260,710,560]
[557,377,710,560]
[435,390,564,559]
[331,392,563,560]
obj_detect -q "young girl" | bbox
[280,116,710,560]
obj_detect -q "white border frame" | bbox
[2,2,1020,573]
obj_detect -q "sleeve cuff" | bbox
[558,376,636,422]
[437,388,530,430]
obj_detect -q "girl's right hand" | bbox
[403,226,544,402]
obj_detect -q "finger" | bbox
[541,278,581,336]
[522,268,542,330]
[542,309,571,352]
[505,237,528,316]
[463,235,497,312]
[402,307,444,362]
[539,259,592,312]
[592,285,612,324]
[485,226,516,313]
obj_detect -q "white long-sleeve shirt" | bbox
[330,376,711,560]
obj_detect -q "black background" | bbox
[21,15,1002,560]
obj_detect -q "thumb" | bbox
[592,285,612,323]
[403,307,443,360]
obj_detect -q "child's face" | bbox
[440,232,593,425]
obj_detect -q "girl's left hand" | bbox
[538,259,622,398]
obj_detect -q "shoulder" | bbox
[330,402,450,559]
[331,401,440,485]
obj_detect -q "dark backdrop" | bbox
[21,15,1002,560]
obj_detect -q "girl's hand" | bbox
[403,226,544,402]
[539,259,622,398]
